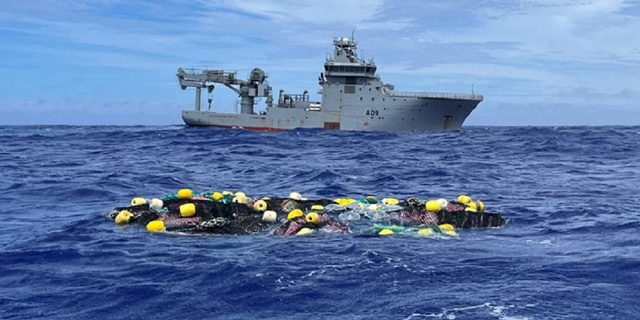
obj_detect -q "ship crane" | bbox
[177,68,273,114]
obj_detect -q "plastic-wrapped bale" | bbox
[274,213,351,235]
[107,198,271,235]
[106,194,507,234]
[435,210,506,228]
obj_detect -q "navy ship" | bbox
[177,36,483,132]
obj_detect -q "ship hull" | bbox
[183,96,480,132]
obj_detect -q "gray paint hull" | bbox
[183,96,479,132]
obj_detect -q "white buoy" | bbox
[262,210,277,223]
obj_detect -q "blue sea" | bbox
[1,125,639,320]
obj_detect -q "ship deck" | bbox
[390,91,483,101]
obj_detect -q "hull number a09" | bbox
[366,110,379,116]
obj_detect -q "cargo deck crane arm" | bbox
[177,68,273,114]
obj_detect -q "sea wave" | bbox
[1,125,639,319]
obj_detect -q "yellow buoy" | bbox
[180,203,196,217]
[444,229,458,237]
[235,191,246,198]
[382,198,399,205]
[305,212,320,224]
[464,207,477,212]
[115,210,133,224]
[378,229,395,235]
[336,198,355,206]
[425,200,442,212]
[253,200,268,212]
[439,223,458,236]
[477,200,485,211]
[296,228,314,236]
[457,195,472,204]
[131,197,147,206]
[177,189,193,199]
[287,209,304,220]
[417,228,434,236]
[467,201,478,211]
[311,204,324,211]
[146,220,165,232]
[262,210,277,223]
[439,224,458,236]
[262,196,271,201]
[212,192,223,201]
[439,224,455,231]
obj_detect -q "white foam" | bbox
[401,303,530,320]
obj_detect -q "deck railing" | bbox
[390,91,483,101]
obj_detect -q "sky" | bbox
[1,0,639,126]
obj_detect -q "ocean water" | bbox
[1,125,639,320]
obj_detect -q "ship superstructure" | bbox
[177,36,482,131]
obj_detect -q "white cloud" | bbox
[469,0,640,63]
[208,0,388,24]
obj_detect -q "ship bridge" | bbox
[322,36,378,80]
